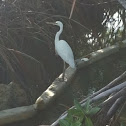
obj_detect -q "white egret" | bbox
[47,21,76,81]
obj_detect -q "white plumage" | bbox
[54,21,76,69]
[47,21,76,80]
[55,40,75,68]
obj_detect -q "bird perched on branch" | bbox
[47,21,76,81]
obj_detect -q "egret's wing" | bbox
[55,40,75,68]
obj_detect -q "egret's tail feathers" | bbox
[70,62,76,69]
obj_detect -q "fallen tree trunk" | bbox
[0,105,37,125]
[35,67,76,110]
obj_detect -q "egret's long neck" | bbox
[55,25,63,43]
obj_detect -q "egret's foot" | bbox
[61,77,65,82]
[56,74,67,82]
[75,61,78,68]
[57,77,64,82]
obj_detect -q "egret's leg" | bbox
[55,50,58,56]
[62,61,66,81]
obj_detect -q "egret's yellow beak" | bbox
[46,22,56,25]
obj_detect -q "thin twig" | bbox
[69,0,76,19]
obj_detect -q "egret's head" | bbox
[55,21,63,27]
[46,21,63,27]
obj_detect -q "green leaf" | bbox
[88,107,100,115]
[73,120,82,126]
[68,108,83,116]
[67,108,84,122]
[84,99,91,113]
[59,119,69,126]
[74,99,84,114]
[65,114,73,123]
[85,117,93,126]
